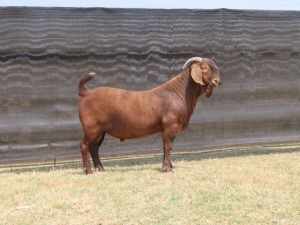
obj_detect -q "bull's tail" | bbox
[78,72,96,96]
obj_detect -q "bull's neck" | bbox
[164,69,203,113]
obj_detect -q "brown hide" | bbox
[78,57,221,173]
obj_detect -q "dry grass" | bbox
[0,146,299,225]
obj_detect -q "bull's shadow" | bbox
[1,145,299,174]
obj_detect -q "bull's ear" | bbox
[191,64,205,85]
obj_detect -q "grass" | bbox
[0,146,299,224]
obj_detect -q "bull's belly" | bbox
[107,123,162,140]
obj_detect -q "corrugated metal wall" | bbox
[1,7,300,163]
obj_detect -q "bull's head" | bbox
[183,57,222,97]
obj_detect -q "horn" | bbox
[183,57,203,69]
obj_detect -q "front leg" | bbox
[162,129,177,172]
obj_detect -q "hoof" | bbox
[85,169,93,174]
[162,166,173,173]
[95,165,105,172]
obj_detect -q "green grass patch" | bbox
[0,147,299,224]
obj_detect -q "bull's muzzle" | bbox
[211,78,222,87]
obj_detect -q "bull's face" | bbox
[200,59,222,88]
[184,57,221,97]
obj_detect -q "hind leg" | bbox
[80,138,93,174]
[89,134,106,172]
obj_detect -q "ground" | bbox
[0,144,299,224]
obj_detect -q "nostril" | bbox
[212,79,219,85]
